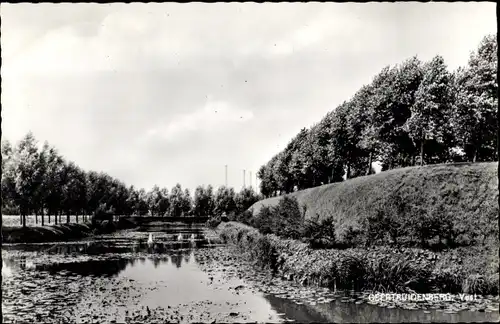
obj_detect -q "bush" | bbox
[252,235,279,273]
[302,215,337,249]
[234,210,253,225]
[273,196,304,239]
[252,196,305,240]
[206,216,222,228]
[252,206,275,234]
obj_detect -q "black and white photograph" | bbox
[1,2,498,323]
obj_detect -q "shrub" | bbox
[206,216,222,228]
[273,196,304,239]
[363,255,430,293]
[234,210,253,225]
[341,224,364,247]
[253,206,275,234]
[252,235,279,273]
[302,215,337,249]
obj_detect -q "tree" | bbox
[61,161,80,223]
[169,183,185,217]
[193,185,215,217]
[157,187,170,217]
[2,140,18,215]
[13,132,43,227]
[182,188,193,216]
[147,185,162,217]
[235,187,260,214]
[214,186,237,216]
[405,55,454,165]
[257,164,276,198]
[72,167,88,223]
[287,128,310,189]
[328,102,351,179]
[451,34,498,162]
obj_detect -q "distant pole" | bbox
[243,169,246,188]
[249,171,252,188]
[256,173,258,192]
[225,165,228,187]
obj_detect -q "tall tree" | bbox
[182,188,193,216]
[235,187,260,214]
[451,34,498,162]
[158,187,170,217]
[193,185,215,217]
[1,140,18,215]
[14,132,43,227]
[214,186,237,216]
[169,184,185,217]
[147,185,162,217]
[405,55,454,165]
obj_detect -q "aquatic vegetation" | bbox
[218,222,500,296]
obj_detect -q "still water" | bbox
[2,224,499,323]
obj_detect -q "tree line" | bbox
[258,34,497,197]
[1,133,261,227]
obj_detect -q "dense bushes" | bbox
[218,222,499,295]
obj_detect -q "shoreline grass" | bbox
[218,222,499,296]
[1,218,137,244]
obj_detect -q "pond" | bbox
[2,224,499,323]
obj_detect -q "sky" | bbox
[1,2,497,193]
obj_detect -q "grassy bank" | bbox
[218,222,499,296]
[249,162,499,248]
[2,218,137,244]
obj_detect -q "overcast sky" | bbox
[1,3,496,193]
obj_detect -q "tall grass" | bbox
[219,222,499,295]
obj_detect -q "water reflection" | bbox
[2,248,201,278]
[3,223,498,324]
[2,235,222,256]
[265,293,500,323]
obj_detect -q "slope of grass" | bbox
[249,162,499,247]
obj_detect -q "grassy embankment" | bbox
[217,162,499,295]
[2,218,137,244]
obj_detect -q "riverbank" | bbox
[217,222,499,297]
[2,218,137,244]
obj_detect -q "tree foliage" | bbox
[258,34,498,194]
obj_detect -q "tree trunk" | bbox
[346,163,351,180]
[35,212,38,224]
[366,151,373,176]
[41,209,45,226]
[66,213,70,224]
[472,147,477,163]
[76,214,79,224]
[55,211,58,225]
[412,155,416,166]
[420,139,425,166]
[20,214,23,225]
[48,213,51,224]
[22,214,26,228]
